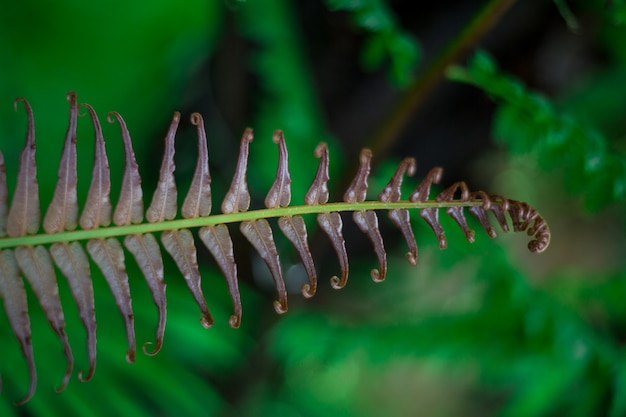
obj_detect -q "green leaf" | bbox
[449,50,626,210]
[324,0,419,87]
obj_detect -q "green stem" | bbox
[0,200,484,248]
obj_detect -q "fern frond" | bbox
[0,92,550,404]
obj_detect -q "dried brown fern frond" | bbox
[0,92,550,404]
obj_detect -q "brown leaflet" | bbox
[49,242,96,382]
[0,151,7,236]
[240,220,288,314]
[124,234,166,354]
[264,131,291,209]
[378,157,415,203]
[43,92,79,234]
[107,112,170,354]
[345,149,386,282]
[233,131,288,313]
[419,206,445,248]
[436,181,475,243]
[130,112,181,351]
[79,103,112,229]
[222,129,289,313]
[146,112,180,223]
[109,112,143,226]
[79,108,136,363]
[410,167,447,249]
[181,113,238,328]
[508,199,530,233]
[343,148,372,204]
[304,143,330,206]
[278,216,317,298]
[527,211,550,253]
[198,225,241,328]
[487,195,510,233]
[467,191,497,239]
[177,114,230,326]
[222,128,253,214]
[69,102,109,380]
[389,212,416,264]
[161,229,213,328]
[182,113,212,219]
[7,98,40,237]
[352,211,386,282]
[123,114,179,353]
[409,166,443,202]
[379,157,418,265]
[507,200,550,253]
[317,212,349,289]
[14,246,73,392]
[86,238,136,363]
[148,114,213,328]
[0,250,36,405]
[304,143,349,289]
[528,216,550,253]
[39,94,96,382]
[266,131,317,298]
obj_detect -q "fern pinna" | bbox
[0,92,550,404]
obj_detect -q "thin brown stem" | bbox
[367,0,517,156]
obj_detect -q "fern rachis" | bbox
[0,92,550,404]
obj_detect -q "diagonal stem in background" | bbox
[366,0,517,157]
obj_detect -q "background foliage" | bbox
[1,0,625,416]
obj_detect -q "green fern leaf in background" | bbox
[447,50,626,211]
[324,0,420,86]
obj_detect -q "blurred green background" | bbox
[1,0,626,416]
